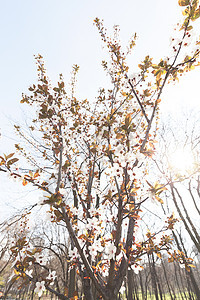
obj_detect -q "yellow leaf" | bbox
[96,260,102,269]
[188,264,195,268]
[7,158,19,166]
[125,114,132,126]
[186,25,193,30]
[156,252,162,259]
[6,153,15,160]
[182,7,190,15]
[155,195,164,204]
[116,133,124,139]
[129,203,135,211]
[143,89,151,97]
[64,287,68,297]
[178,0,190,6]
[185,265,190,272]
[22,178,28,186]
[191,9,200,21]
[168,257,174,263]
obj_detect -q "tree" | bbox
[0,0,200,299]
[153,111,200,299]
[155,111,200,254]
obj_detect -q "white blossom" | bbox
[70,206,78,216]
[68,247,80,261]
[88,244,98,260]
[101,266,109,277]
[86,217,99,231]
[89,239,104,261]
[131,264,143,274]
[35,252,48,265]
[59,188,68,195]
[35,281,46,297]
[106,242,116,260]
[135,151,145,162]
[47,270,57,285]
[25,269,33,278]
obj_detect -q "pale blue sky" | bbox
[0,0,199,128]
[0,0,199,220]
[0,0,180,124]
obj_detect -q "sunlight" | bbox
[169,148,196,175]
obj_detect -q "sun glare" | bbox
[169,148,197,175]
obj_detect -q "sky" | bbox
[0,0,199,128]
[0,0,200,221]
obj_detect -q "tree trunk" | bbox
[68,267,76,298]
[83,269,94,300]
[128,268,134,300]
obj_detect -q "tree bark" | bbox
[83,269,94,300]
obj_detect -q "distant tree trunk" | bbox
[148,254,159,300]
[139,271,145,300]
[177,231,200,300]
[170,183,200,253]
[144,269,151,299]
[174,263,185,300]
[185,270,195,300]
[188,179,200,216]
[161,259,175,299]
[132,272,140,300]
[31,288,34,300]
[152,254,163,300]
